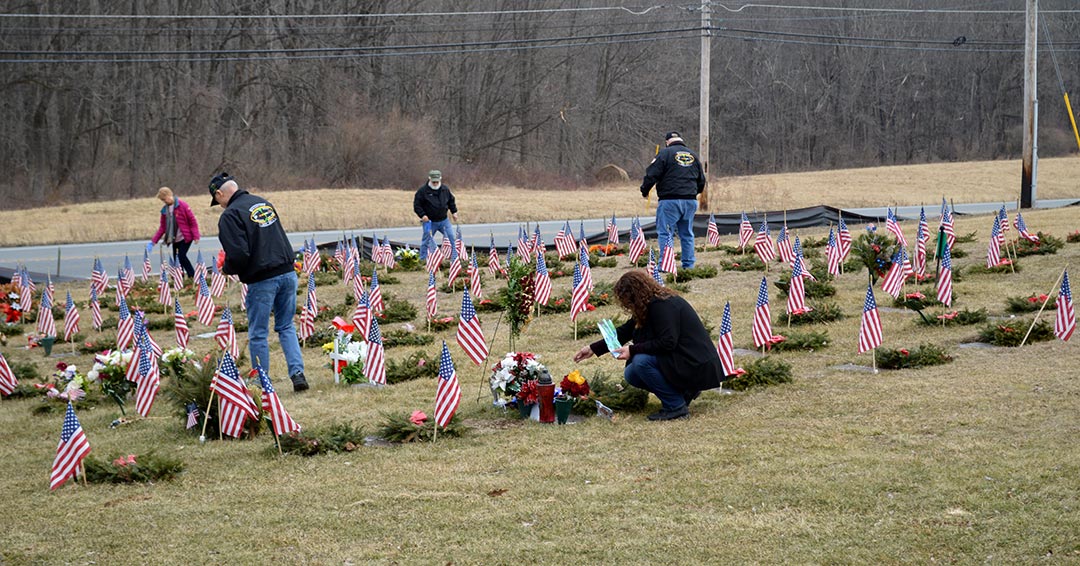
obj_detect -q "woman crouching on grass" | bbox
[572,269,724,421]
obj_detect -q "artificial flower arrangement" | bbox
[87,350,135,413]
[160,347,200,380]
[489,351,547,408]
[322,334,368,384]
[31,362,93,415]
[557,369,591,401]
[394,246,422,270]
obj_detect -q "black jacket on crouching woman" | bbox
[588,295,725,395]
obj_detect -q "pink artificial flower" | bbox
[125,455,137,465]
[417,358,426,367]
[732,368,747,377]
[899,349,910,356]
[409,410,428,425]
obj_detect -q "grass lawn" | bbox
[1,198,1079,563]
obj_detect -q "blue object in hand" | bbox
[146,242,154,253]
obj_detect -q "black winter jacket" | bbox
[217,190,296,284]
[589,295,725,394]
[640,141,706,200]
[413,184,458,221]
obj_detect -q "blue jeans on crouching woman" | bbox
[624,353,686,412]
[245,271,305,379]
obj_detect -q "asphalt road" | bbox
[2,199,1075,281]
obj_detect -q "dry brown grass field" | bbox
[2,157,1078,247]
[2,181,1079,563]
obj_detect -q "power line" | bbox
[714,31,1030,53]
[717,26,1080,47]
[713,3,1080,15]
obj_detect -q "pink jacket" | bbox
[152,198,201,244]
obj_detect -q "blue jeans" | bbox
[420,218,454,260]
[245,271,305,378]
[624,353,686,412]
[656,199,698,268]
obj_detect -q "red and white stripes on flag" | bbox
[364,318,387,385]
[130,331,161,417]
[607,215,620,245]
[211,353,260,438]
[353,289,372,341]
[142,250,153,281]
[534,251,553,306]
[488,236,501,276]
[987,215,1003,268]
[209,267,226,297]
[936,245,954,307]
[570,260,591,322]
[239,283,248,311]
[659,230,678,275]
[62,292,80,342]
[116,292,134,351]
[298,294,316,342]
[369,268,384,314]
[628,218,647,264]
[36,287,56,338]
[50,403,91,490]
[880,249,908,299]
[752,277,774,349]
[456,288,488,365]
[738,212,754,249]
[914,209,929,277]
[1055,269,1075,342]
[426,271,439,320]
[215,306,240,361]
[940,201,957,250]
[434,341,462,428]
[0,352,18,396]
[858,284,883,354]
[89,287,103,331]
[555,221,577,259]
[1015,212,1039,243]
[158,266,172,307]
[837,216,853,261]
[754,220,776,264]
[787,255,811,315]
[825,228,841,277]
[706,214,720,248]
[716,302,735,377]
[776,226,795,265]
[257,367,301,436]
[174,298,190,349]
[885,207,908,247]
[195,275,216,327]
[469,252,483,299]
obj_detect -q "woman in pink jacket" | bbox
[150,187,200,278]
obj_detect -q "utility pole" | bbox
[698,0,711,212]
[1020,0,1038,209]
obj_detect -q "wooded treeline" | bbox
[2,0,1079,208]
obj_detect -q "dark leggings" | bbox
[172,241,195,278]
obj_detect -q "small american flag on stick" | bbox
[716,302,735,377]
[456,288,488,365]
[63,292,80,342]
[195,274,215,327]
[858,284,883,354]
[258,367,301,436]
[752,277,774,350]
[364,318,387,385]
[1055,269,1075,342]
[50,403,91,491]
[706,214,720,248]
[434,341,462,428]
[211,353,259,439]
[885,207,908,247]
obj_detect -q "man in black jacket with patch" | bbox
[641,131,706,269]
[211,173,308,392]
[413,170,458,261]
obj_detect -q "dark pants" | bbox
[624,353,687,412]
[172,241,195,278]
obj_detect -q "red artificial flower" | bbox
[585,304,596,311]
[937,311,958,320]
[871,245,881,253]
[899,349,910,356]
[331,316,355,333]
[997,325,1014,333]
[55,361,68,371]
[732,263,740,268]
[732,368,747,377]
[905,292,925,300]
[335,360,348,372]
[409,410,428,425]
[516,379,539,405]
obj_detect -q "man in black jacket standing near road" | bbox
[413,170,458,261]
[210,173,308,392]
[640,131,706,269]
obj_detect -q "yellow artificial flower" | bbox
[566,370,585,385]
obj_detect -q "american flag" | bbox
[427,237,448,273]
[646,248,656,278]
[174,298,190,348]
[488,235,501,276]
[50,403,91,491]
[36,287,56,338]
[532,226,545,257]
[302,239,317,274]
[142,249,152,281]
[885,207,908,247]
[826,228,841,277]
[209,265,226,297]
[185,402,200,429]
[0,352,18,397]
[918,207,930,243]
[516,226,531,261]
[170,257,184,290]
[211,353,259,438]
[434,341,462,427]
[194,250,207,282]
[239,283,248,311]
[309,239,322,273]
[91,258,108,295]
[787,255,811,315]
[716,302,735,377]
[216,306,240,360]
[89,287,103,331]
[364,318,387,385]
[660,228,677,275]
[555,220,576,258]
[455,227,468,265]
[18,268,33,314]
[578,242,594,290]
[940,200,956,250]
[881,248,907,299]
[426,271,438,319]
[651,256,665,287]
[998,205,1010,239]
[706,214,720,247]
[447,243,463,287]
[505,241,515,271]
[195,274,215,326]
[936,244,953,307]
[1015,212,1039,243]
[986,215,1002,268]
[369,268,384,314]
[1056,269,1076,341]
[607,214,620,245]
[752,277,773,349]
[914,214,928,277]
[343,240,357,285]
[258,367,301,436]
[469,252,483,299]
[382,236,397,269]
[370,235,383,265]
[116,291,134,350]
[837,216,853,261]
[456,288,488,365]
[578,220,588,249]
[120,256,135,295]
[776,225,795,265]
[570,262,591,322]
[304,272,318,318]
[535,250,553,306]
[351,259,365,307]
[63,292,80,342]
[754,220,776,263]
[792,237,814,281]
[131,331,161,417]
[858,283,883,354]
[129,311,162,359]
[334,239,345,269]
[629,218,647,264]
[158,265,172,306]
[738,212,754,249]
[116,267,129,298]
[353,289,372,341]
[298,295,316,342]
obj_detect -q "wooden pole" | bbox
[199,391,215,443]
[872,348,878,374]
[433,423,438,444]
[80,462,88,486]
[698,0,711,213]
[1020,0,1038,209]
[1019,264,1067,347]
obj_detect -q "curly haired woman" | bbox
[573,270,724,421]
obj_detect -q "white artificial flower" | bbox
[87,369,99,382]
